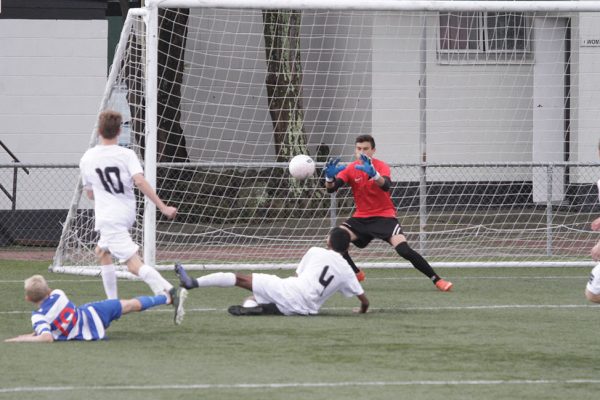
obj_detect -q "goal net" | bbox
[53,0,600,275]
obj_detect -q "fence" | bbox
[2,162,600,266]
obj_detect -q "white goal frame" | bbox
[51,1,600,277]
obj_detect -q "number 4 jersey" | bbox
[252,247,364,315]
[80,144,143,233]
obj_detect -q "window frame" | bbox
[437,11,533,63]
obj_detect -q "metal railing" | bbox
[0,141,30,211]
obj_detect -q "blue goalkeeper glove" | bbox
[355,153,381,180]
[324,158,346,181]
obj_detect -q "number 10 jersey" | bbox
[80,144,144,233]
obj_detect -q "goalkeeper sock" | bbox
[395,242,441,283]
[138,265,174,295]
[101,264,118,299]
[342,251,361,273]
[136,294,168,311]
[196,272,236,287]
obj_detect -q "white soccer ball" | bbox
[288,154,316,180]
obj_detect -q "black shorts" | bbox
[342,217,404,248]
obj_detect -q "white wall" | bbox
[181,9,372,163]
[0,19,107,209]
[178,10,600,183]
[576,12,600,163]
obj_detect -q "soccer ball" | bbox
[288,155,315,180]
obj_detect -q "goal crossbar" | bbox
[149,0,600,12]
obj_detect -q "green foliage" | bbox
[158,166,331,224]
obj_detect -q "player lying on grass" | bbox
[324,134,453,292]
[175,227,369,316]
[80,110,182,318]
[5,275,186,342]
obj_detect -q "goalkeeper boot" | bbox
[175,263,198,289]
[435,279,453,292]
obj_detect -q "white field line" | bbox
[1,379,600,393]
[0,275,589,284]
[1,304,597,315]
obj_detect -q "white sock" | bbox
[137,265,173,295]
[196,272,236,288]
[101,264,118,299]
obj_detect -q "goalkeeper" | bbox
[324,134,453,291]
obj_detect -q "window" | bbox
[439,12,531,61]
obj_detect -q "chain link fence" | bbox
[3,162,600,265]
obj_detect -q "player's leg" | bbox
[389,233,453,291]
[175,263,242,289]
[120,294,169,314]
[128,254,186,324]
[229,273,286,316]
[104,231,175,299]
[585,264,600,303]
[126,254,172,294]
[340,221,371,281]
[96,235,117,299]
[111,234,185,323]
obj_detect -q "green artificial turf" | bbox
[0,260,598,400]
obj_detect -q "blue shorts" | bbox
[82,299,122,328]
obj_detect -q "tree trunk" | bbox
[126,8,190,163]
[262,10,309,162]
[156,8,190,163]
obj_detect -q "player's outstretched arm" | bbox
[353,293,369,314]
[5,332,54,343]
[133,173,177,219]
[592,216,600,231]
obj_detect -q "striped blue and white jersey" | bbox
[31,289,107,341]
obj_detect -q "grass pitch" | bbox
[0,260,598,400]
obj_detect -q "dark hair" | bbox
[355,134,375,149]
[98,110,122,139]
[328,227,351,253]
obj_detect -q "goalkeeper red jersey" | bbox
[337,158,396,218]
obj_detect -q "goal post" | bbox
[52,1,600,275]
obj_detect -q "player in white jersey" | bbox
[175,228,369,316]
[586,169,600,303]
[5,275,171,342]
[79,110,185,323]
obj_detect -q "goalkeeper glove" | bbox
[355,153,381,180]
[324,158,346,182]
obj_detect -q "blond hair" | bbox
[24,275,51,303]
[98,110,122,139]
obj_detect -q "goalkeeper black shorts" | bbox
[342,217,403,248]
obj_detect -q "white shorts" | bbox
[252,273,309,316]
[586,264,600,295]
[97,230,139,263]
